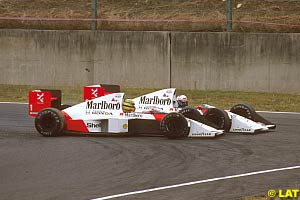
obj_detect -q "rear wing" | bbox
[28,89,62,117]
[29,84,120,117]
[83,84,120,101]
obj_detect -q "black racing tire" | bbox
[160,112,189,139]
[179,107,223,129]
[35,108,65,137]
[230,103,255,120]
[230,103,276,129]
[59,104,72,110]
[179,107,204,121]
[204,108,231,131]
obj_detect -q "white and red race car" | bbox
[28,85,223,139]
[28,85,275,139]
[132,88,276,133]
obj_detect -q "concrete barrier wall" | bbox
[1,30,300,93]
[171,32,300,93]
[0,30,170,88]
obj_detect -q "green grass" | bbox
[1,84,300,112]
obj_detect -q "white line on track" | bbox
[0,102,28,104]
[91,165,300,200]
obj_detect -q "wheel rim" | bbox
[39,113,57,132]
[166,118,184,133]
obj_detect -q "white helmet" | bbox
[176,95,188,108]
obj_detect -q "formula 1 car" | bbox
[28,85,223,139]
[132,88,276,133]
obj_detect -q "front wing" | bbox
[227,111,270,133]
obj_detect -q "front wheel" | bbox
[160,112,189,139]
[230,103,255,120]
[230,103,276,129]
[35,108,65,137]
[179,107,203,121]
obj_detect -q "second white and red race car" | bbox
[132,88,276,133]
[28,84,275,139]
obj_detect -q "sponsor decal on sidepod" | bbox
[87,122,102,128]
[86,101,121,110]
[139,96,171,105]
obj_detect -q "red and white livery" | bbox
[29,85,223,139]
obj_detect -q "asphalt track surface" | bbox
[0,103,299,200]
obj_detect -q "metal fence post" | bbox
[91,0,97,30]
[225,0,233,32]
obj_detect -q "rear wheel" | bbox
[179,107,224,129]
[204,108,231,131]
[35,108,65,137]
[160,112,189,139]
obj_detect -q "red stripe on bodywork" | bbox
[152,113,166,121]
[62,111,89,133]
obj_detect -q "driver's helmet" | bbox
[122,99,136,113]
[176,95,188,108]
